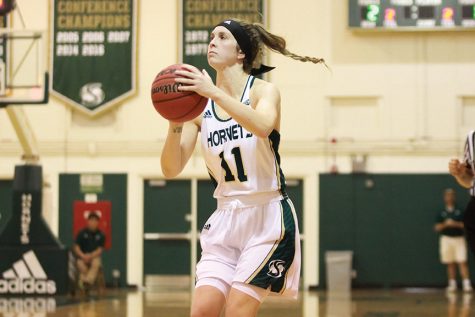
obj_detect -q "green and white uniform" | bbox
[196,75,301,300]
[436,207,467,264]
[201,76,286,198]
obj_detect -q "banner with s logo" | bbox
[50,0,137,116]
[181,0,266,81]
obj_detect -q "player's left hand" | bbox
[175,64,217,99]
[445,219,455,226]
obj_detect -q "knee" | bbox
[91,259,101,268]
[225,300,258,317]
[76,259,85,268]
[224,301,240,316]
[190,305,214,317]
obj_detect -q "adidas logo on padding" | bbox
[0,251,56,294]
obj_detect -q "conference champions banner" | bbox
[51,0,137,116]
[181,0,265,78]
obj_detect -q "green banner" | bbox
[51,0,137,115]
[181,0,265,78]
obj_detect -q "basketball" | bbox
[151,64,208,122]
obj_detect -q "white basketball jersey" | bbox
[200,75,286,198]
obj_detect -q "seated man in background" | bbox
[74,212,105,289]
[435,189,472,292]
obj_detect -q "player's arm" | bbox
[449,159,474,189]
[175,65,279,138]
[161,119,200,178]
[212,81,280,138]
[434,219,446,232]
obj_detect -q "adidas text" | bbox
[0,279,56,294]
[1,250,57,294]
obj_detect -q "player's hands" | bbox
[449,159,466,177]
[445,219,456,227]
[175,64,217,99]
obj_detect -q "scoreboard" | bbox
[349,0,475,30]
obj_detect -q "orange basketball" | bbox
[151,64,208,122]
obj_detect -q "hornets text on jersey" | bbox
[200,75,286,198]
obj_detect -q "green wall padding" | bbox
[320,174,475,288]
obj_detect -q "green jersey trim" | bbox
[211,75,252,122]
[268,130,287,196]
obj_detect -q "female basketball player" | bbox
[449,130,475,258]
[161,19,324,317]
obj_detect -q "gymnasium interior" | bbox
[0,0,475,316]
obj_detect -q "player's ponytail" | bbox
[252,23,326,65]
[234,19,327,72]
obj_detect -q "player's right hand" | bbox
[445,219,455,227]
[448,159,464,177]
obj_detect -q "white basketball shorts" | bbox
[196,191,301,300]
[440,235,468,264]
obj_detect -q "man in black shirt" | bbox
[74,212,105,287]
[435,189,472,292]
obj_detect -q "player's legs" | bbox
[446,263,457,292]
[191,284,227,317]
[459,262,470,279]
[441,236,458,290]
[225,284,266,317]
[447,263,457,280]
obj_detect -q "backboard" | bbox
[0,28,48,107]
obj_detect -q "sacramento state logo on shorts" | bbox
[267,260,286,278]
[79,83,105,108]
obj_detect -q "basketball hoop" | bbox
[0,0,15,16]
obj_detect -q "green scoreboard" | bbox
[349,0,475,30]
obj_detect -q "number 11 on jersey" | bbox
[219,147,248,182]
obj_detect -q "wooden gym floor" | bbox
[0,289,472,317]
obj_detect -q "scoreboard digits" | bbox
[349,0,475,30]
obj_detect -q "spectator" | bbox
[435,189,472,292]
[73,212,105,289]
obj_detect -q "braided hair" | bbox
[233,19,327,73]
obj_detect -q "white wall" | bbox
[0,0,474,287]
